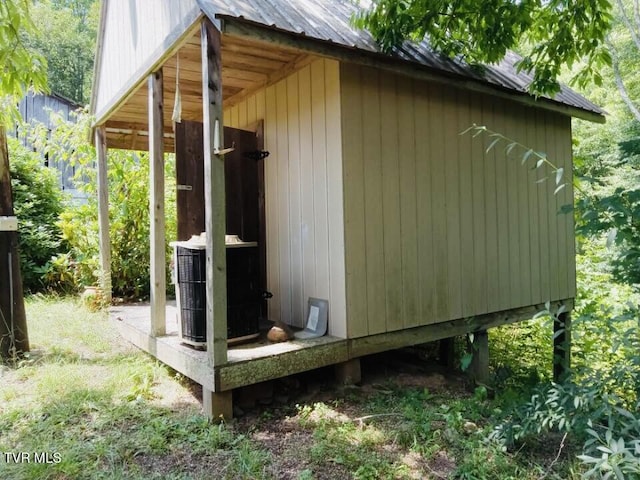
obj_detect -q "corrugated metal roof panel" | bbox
[198,0,603,116]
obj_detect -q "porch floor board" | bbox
[110,303,348,392]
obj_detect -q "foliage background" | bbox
[8,138,66,292]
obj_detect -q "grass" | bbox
[0,296,271,480]
[0,295,585,479]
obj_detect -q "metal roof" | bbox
[197,0,604,118]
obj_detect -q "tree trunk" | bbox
[0,125,29,360]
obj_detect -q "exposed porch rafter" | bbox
[99,27,317,152]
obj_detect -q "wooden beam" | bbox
[149,69,166,337]
[114,316,216,392]
[219,17,605,124]
[105,120,174,135]
[95,126,111,304]
[224,53,314,108]
[103,132,175,153]
[218,337,349,390]
[201,18,228,366]
[348,300,574,358]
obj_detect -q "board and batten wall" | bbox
[340,63,576,339]
[94,0,200,118]
[225,59,347,337]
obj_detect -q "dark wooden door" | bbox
[174,122,267,319]
[223,127,259,242]
[175,122,261,242]
[175,121,205,241]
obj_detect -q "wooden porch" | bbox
[110,303,348,416]
[109,299,573,418]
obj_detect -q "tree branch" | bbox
[536,432,568,480]
[634,0,640,36]
[615,0,640,51]
[607,38,640,123]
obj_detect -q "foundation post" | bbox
[439,337,456,369]
[335,358,361,385]
[470,330,490,384]
[553,310,572,382]
[202,387,233,421]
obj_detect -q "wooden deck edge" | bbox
[115,298,574,393]
[114,319,216,392]
[216,339,349,391]
[348,299,574,358]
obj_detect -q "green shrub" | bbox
[487,239,640,478]
[8,137,67,292]
[27,111,176,299]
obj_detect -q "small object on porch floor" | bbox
[294,297,328,339]
[267,323,294,342]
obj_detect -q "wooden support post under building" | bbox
[470,330,490,385]
[203,387,233,421]
[335,358,361,385]
[149,70,166,337]
[95,126,111,304]
[439,337,456,369]
[553,311,572,382]
[201,19,227,365]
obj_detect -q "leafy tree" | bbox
[567,0,640,288]
[609,0,640,123]
[0,0,47,120]
[25,0,98,104]
[26,110,178,299]
[355,0,613,96]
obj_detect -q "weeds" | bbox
[0,297,272,480]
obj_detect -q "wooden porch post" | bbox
[201,18,230,420]
[149,69,166,337]
[201,19,227,366]
[95,126,111,304]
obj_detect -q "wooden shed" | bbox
[91,0,604,418]
[13,92,84,201]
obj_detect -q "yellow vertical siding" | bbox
[414,82,436,324]
[469,96,488,315]
[429,84,450,321]
[341,63,368,338]
[481,96,500,314]
[360,68,386,335]
[380,75,404,333]
[397,76,420,329]
[224,59,347,336]
[341,63,576,338]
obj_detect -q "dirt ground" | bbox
[143,348,469,479]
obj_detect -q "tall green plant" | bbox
[8,137,66,292]
[27,111,176,299]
